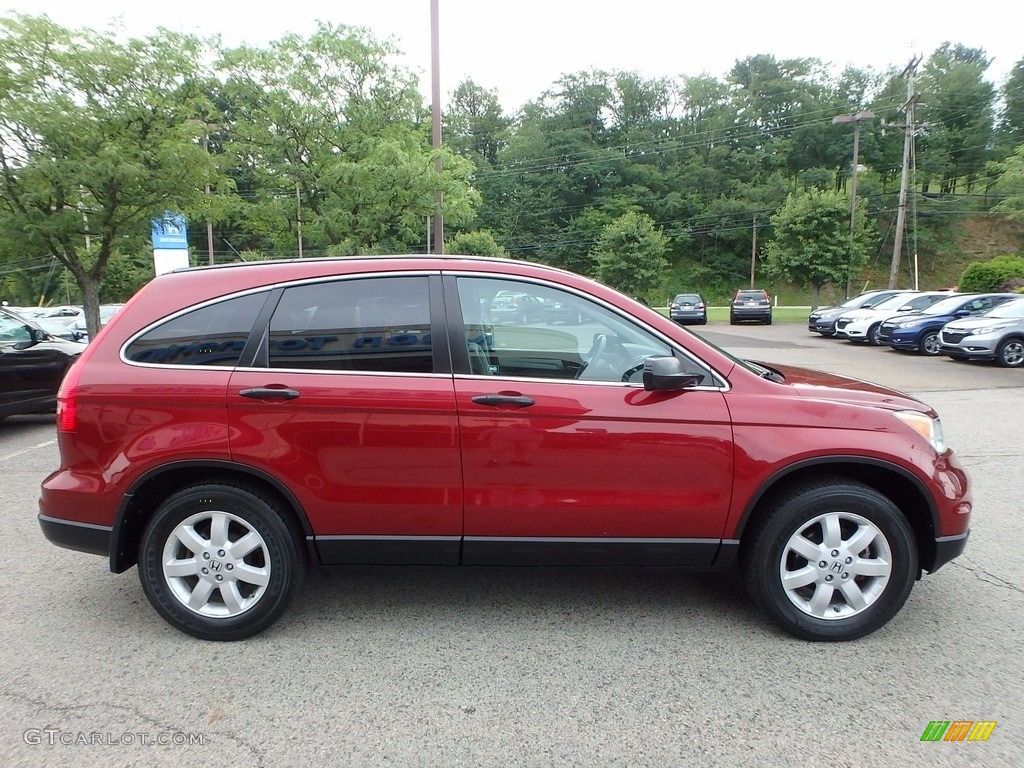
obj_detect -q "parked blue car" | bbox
[881,293,1020,355]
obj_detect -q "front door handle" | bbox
[471,394,535,408]
[239,387,300,400]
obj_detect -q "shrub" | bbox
[959,255,1024,292]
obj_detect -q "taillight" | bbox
[56,359,81,432]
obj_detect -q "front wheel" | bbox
[995,337,1024,368]
[742,479,917,641]
[918,331,941,355]
[867,324,883,346]
[138,483,307,641]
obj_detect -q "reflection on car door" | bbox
[449,275,734,567]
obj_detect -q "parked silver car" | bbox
[939,296,1024,368]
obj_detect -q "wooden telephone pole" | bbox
[888,56,921,288]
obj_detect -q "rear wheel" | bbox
[138,483,307,641]
[742,479,917,641]
[995,337,1024,368]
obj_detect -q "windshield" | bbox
[922,295,980,315]
[983,298,1024,318]
[868,292,918,311]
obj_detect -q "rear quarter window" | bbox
[124,292,268,366]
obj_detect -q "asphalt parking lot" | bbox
[1,323,1021,767]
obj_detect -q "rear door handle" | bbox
[239,387,300,400]
[471,394,535,408]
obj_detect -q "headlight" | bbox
[970,323,1013,335]
[894,410,946,454]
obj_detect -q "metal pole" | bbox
[430,0,443,254]
[833,111,873,298]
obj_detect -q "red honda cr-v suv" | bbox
[39,256,971,641]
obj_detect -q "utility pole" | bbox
[296,182,304,258]
[750,214,757,288]
[203,134,215,265]
[888,57,920,289]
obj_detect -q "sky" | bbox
[3,1,1021,110]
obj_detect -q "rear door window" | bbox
[266,276,433,373]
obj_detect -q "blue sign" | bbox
[151,212,189,250]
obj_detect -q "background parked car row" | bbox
[808,290,1024,368]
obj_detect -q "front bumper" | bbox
[887,333,919,350]
[930,530,970,572]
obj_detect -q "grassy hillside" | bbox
[771,213,1024,307]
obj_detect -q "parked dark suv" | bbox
[730,289,772,324]
[39,256,971,642]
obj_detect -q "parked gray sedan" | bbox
[669,293,707,325]
[939,296,1024,367]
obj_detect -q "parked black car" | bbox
[0,306,87,421]
[669,293,707,325]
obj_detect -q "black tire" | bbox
[995,336,1024,368]
[764,316,773,325]
[138,483,307,641]
[867,324,883,346]
[741,478,917,641]
[918,330,941,356]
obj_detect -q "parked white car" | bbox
[939,296,1024,367]
[834,291,951,345]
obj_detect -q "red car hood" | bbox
[758,362,932,414]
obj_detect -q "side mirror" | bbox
[11,326,41,349]
[643,356,702,391]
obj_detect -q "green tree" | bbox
[764,189,872,308]
[446,79,510,169]
[996,59,1024,151]
[592,211,668,297]
[918,43,997,193]
[215,24,478,257]
[446,230,507,256]
[0,15,218,335]
[990,144,1024,220]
